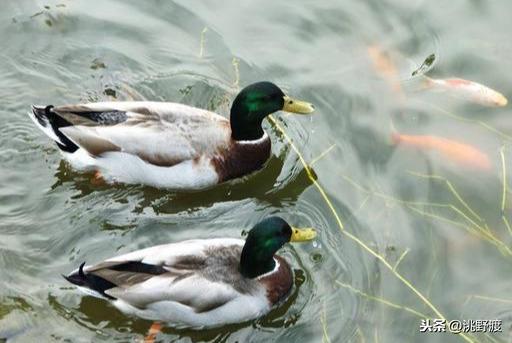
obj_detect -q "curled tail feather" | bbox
[63,262,116,299]
[29,105,79,153]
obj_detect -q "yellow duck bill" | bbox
[282,95,315,114]
[290,227,318,242]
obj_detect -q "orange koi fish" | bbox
[367,45,402,94]
[392,133,492,170]
[424,77,508,107]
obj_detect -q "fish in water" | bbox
[367,44,403,94]
[391,133,492,170]
[424,77,508,107]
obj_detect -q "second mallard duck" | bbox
[64,217,317,328]
[29,82,314,189]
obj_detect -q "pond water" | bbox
[1,1,511,342]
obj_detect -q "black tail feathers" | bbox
[31,105,79,153]
[31,105,55,126]
[63,262,117,299]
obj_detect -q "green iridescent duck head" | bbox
[239,216,317,278]
[230,82,315,141]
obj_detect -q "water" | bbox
[1,1,511,342]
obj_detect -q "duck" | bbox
[64,217,317,328]
[29,82,315,189]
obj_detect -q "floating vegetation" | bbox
[411,53,436,76]
[30,11,45,19]
[103,88,117,98]
[90,58,107,70]
[24,4,70,29]
[179,85,192,95]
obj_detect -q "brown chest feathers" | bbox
[259,256,293,305]
[211,136,271,183]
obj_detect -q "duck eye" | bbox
[288,100,294,105]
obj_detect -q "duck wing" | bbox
[52,101,231,166]
[66,239,255,312]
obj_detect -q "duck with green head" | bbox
[29,82,314,189]
[64,216,317,328]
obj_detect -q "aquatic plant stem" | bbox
[341,173,510,254]
[356,327,366,343]
[406,171,483,223]
[335,280,428,319]
[321,303,332,343]
[310,143,337,166]
[499,146,512,238]
[232,58,240,89]
[199,27,208,58]
[406,170,512,255]
[500,146,507,212]
[269,115,345,231]
[468,294,512,305]
[393,248,410,271]
[423,101,512,142]
[267,115,475,343]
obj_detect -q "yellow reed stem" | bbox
[469,294,512,305]
[500,146,507,212]
[321,303,331,343]
[406,204,512,255]
[503,216,512,238]
[356,326,366,343]
[393,248,410,271]
[406,171,483,223]
[232,58,240,89]
[268,115,345,231]
[424,102,512,141]
[335,280,428,319]
[407,170,512,254]
[198,27,208,58]
[311,144,337,166]
[354,194,371,214]
[499,146,512,239]
[342,171,512,255]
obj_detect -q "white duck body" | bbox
[65,238,292,328]
[29,101,271,190]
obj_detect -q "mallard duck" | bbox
[64,217,317,328]
[29,82,314,189]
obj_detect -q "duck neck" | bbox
[239,242,278,279]
[230,105,266,141]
